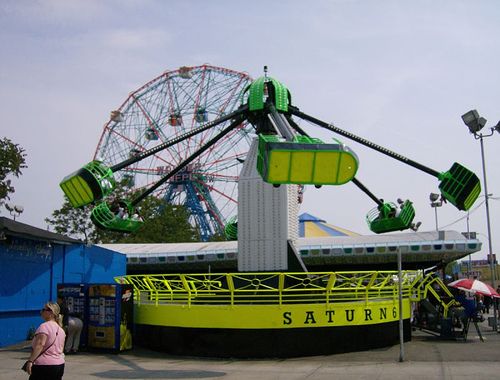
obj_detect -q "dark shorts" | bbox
[29,363,65,380]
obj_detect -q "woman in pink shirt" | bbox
[24,302,66,379]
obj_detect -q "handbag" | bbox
[21,328,60,372]
[21,361,30,372]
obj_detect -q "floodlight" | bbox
[494,121,500,134]
[429,193,440,202]
[4,203,24,221]
[461,110,498,305]
[461,109,487,134]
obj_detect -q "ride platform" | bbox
[116,271,414,358]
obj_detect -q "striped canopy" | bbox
[299,213,359,238]
[448,278,500,298]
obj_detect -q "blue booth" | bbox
[0,217,126,348]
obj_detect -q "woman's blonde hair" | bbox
[45,302,63,327]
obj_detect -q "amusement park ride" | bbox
[61,65,480,238]
[60,65,483,357]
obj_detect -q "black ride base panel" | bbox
[134,320,411,358]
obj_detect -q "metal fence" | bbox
[116,270,424,307]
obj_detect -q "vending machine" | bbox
[57,283,88,348]
[87,284,133,351]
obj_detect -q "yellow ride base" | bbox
[116,271,422,357]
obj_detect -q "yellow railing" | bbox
[410,272,459,317]
[115,271,422,306]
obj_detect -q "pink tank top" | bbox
[32,321,66,365]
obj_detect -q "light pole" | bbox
[429,193,443,232]
[4,203,24,221]
[467,211,472,277]
[461,110,499,328]
[397,247,404,362]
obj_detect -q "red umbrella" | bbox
[448,278,500,298]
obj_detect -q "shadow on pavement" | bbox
[92,351,225,379]
[92,369,226,379]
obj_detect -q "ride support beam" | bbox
[111,105,249,172]
[267,103,295,141]
[284,114,309,137]
[131,115,247,205]
[351,177,384,207]
[289,106,441,178]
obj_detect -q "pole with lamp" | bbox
[466,210,472,278]
[461,109,500,328]
[429,193,443,232]
[397,247,404,362]
[4,203,24,221]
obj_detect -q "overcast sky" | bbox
[1,0,499,260]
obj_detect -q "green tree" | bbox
[209,232,228,242]
[0,137,27,207]
[45,202,96,243]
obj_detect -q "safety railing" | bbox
[115,271,422,307]
[410,271,459,317]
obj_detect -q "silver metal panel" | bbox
[237,138,290,271]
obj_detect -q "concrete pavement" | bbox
[2,321,499,380]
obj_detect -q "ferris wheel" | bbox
[93,65,253,241]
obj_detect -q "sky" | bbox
[1,0,499,261]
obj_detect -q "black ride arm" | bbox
[111,105,249,172]
[351,178,384,207]
[131,115,247,206]
[284,114,309,136]
[282,113,383,207]
[289,106,441,178]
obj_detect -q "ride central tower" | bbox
[237,139,302,272]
